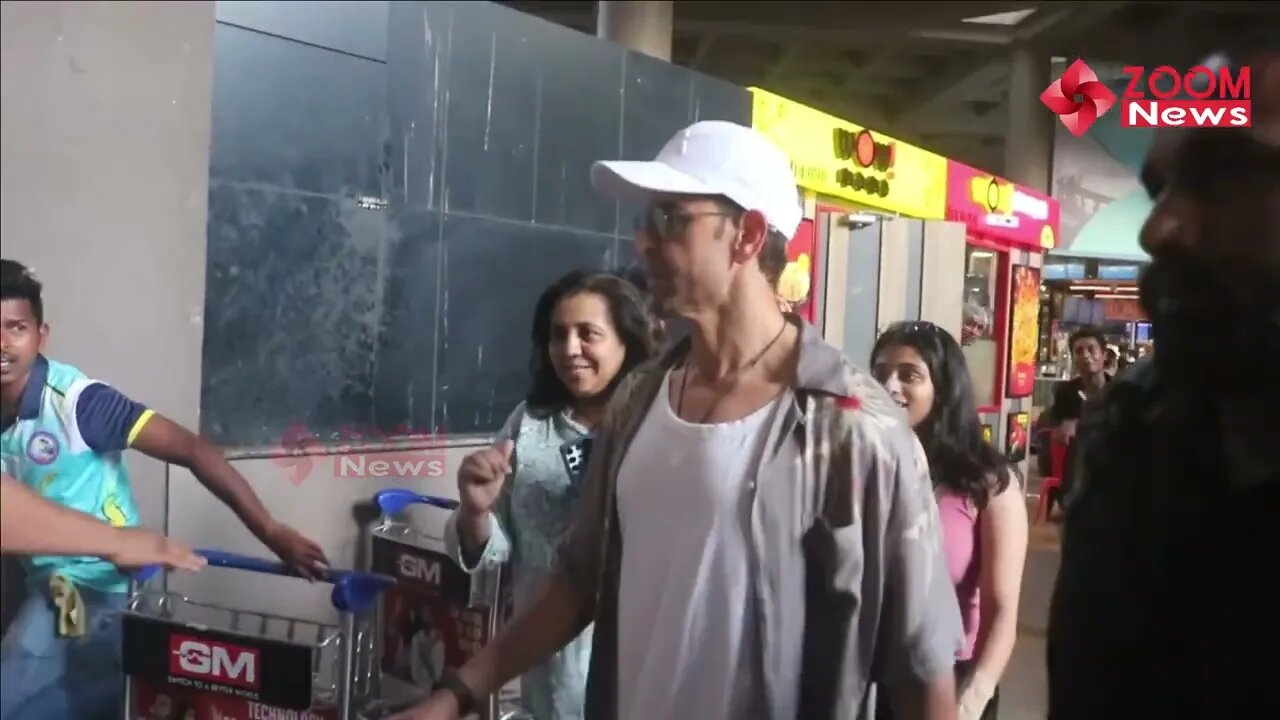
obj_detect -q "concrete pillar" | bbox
[1004,43,1054,193]
[597,0,673,62]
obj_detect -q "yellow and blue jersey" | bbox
[0,355,153,592]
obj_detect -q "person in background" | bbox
[396,120,961,720]
[0,259,328,720]
[959,301,991,347]
[615,264,674,343]
[1041,326,1109,515]
[871,322,1028,720]
[1,474,205,571]
[1048,47,1280,719]
[1046,326,1110,447]
[442,269,661,719]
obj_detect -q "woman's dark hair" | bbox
[871,321,1011,507]
[525,269,661,417]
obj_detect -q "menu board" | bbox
[1006,265,1041,398]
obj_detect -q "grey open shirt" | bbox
[554,317,964,719]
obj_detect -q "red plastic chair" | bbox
[1035,436,1069,524]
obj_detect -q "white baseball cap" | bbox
[591,120,803,239]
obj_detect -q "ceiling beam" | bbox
[672,1,1055,30]
[501,8,1040,47]
[909,27,1013,45]
[822,99,893,132]
[913,134,1002,168]
[689,34,717,70]
[1066,5,1267,67]
[890,1,1130,126]
[908,108,1012,136]
[763,46,803,84]
[833,1,1030,95]
[887,53,1009,123]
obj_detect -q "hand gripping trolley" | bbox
[362,489,524,720]
[122,546,397,720]
[121,489,523,720]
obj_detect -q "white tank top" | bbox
[615,368,793,720]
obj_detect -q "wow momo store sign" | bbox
[749,87,947,219]
[945,161,1060,251]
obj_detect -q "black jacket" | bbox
[1047,359,1280,719]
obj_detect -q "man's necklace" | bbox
[676,322,788,425]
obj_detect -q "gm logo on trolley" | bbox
[169,634,261,690]
[398,553,443,585]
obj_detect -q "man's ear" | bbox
[37,323,49,353]
[731,210,770,265]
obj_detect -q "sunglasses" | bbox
[632,202,737,239]
[885,321,943,336]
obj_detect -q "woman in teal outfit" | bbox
[444,269,661,719]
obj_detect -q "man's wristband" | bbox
[437,671,478,716]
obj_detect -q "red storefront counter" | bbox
[945,161,1061,409]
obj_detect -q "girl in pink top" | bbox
[872,322,1029,720]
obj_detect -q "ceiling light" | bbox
[962,9,1037,26]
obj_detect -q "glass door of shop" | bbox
[961,244,1007,413]
[821,213,966,368]
[819,210,879,365]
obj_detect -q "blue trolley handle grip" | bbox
[373,488,459,515]
[131,549,288,586]
[131,549,397,613]
[198,548,295,577]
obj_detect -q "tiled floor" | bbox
[999,478,1062,719]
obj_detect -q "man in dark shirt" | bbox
[1043,327,1109,511]
[1047,327,1110,443]
[1047,47,1280,719]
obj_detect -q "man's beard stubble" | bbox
[1139,256,1280,394]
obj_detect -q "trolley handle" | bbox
[374,488,459,515]
[132,549,397,614]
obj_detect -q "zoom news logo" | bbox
[1040,59,1117,137]
[272,421,447,486]
[1043,58,1251,135]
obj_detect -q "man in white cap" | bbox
[394,121,962,720]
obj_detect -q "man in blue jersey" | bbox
[0,258,329,719]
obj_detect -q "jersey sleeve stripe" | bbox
[126,409,155,447]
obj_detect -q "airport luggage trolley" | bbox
[121,548,397,720]
[363,489,521,720]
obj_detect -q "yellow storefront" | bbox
[750,87,969,383]
[750,87,949,221]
